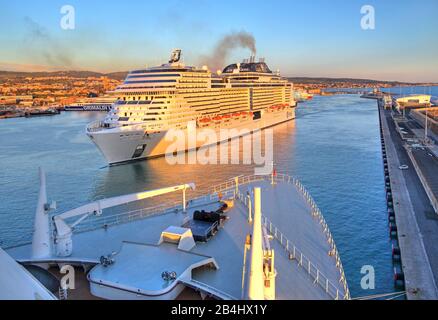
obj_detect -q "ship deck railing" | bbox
[264,215,347,300]
[179,278,237,300]
[86,120,106,133]
[72,189,236,234]
[212,173,350,300]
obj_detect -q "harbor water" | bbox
[2,92,424,297]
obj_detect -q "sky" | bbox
[0,0,437,82]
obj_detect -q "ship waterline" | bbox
[87,49,297,164]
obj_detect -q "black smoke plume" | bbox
[200,31,257,72]
[23,17,73,68]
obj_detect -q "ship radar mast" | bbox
[169,49,182,63]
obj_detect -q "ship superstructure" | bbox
[87,50,296,164]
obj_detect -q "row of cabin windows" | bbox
[122,111,165,116]
[118,85,176,90]
[182,92,248,99]
[126,73,181,79]
[129,68,208,74]
[116,106,168,113]
[254,92,284,98]
[118,96,150,101]
[117,96,171,103]
[116,91,175,96]
[187,99,247,108]
[124,79,177,84]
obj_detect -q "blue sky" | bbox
[0,0,437,82]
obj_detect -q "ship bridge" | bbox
[222,61,273,74]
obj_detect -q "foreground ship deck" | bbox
[6,173,349,300]
[86,50,297,165]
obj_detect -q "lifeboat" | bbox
[212,116,222,121]
[199,118,211,123]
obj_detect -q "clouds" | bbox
[0,1,435,82]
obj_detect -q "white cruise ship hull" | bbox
[88,108,295,165]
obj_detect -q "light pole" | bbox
[425,108,428,143]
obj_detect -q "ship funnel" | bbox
[31,168,52,259]
[247,187,265,300]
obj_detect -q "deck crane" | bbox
[32,168,195,258]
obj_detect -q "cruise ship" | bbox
[87,49,297,165]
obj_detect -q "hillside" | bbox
[0,70,128,81]
[0,71,434,85]
[286,77,417,85]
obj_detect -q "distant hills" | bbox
[0,70,434,85]
[0,70,128,81]
[286,77,421,85]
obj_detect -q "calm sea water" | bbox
[382,85,438,97]
[1,92,417,297]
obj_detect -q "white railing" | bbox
[71,189,236,234]
[212,175,265,194]
[182,279,236,300]
[214,173,350,299]
[86,120,106,133]
[266,215,346,299]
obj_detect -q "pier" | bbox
[378,102,438,299]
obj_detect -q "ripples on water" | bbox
[0,94,402,297]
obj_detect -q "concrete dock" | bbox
[379,105,438,299]
[394,113,438,214]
